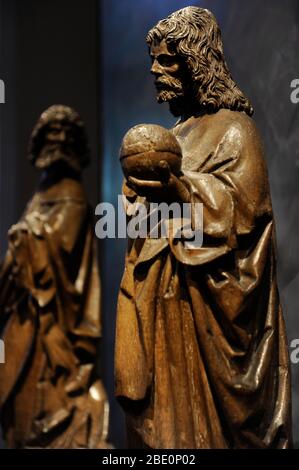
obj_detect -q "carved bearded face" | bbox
[35,120,79,171]
[150,39,189,116]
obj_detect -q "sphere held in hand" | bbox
[120,124,182,180]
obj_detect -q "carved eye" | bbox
[157,54,176,67]
[50,128,61,135]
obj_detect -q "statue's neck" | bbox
[169,95,203,122]
[38,161,82,191]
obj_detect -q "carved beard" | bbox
[156,75,200,117]
[156,76,184,104]
[35,144,81,172]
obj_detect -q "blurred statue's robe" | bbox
[0,172,108,448]
[115,109,293,449]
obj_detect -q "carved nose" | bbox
[150,59,162,76]
[57,131,66,141]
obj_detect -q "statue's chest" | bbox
[172,118,217,172]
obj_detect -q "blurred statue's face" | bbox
[35,120,78,170]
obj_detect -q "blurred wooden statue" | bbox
[0,105,109,448]
[115,7,293,448]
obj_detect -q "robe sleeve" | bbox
[169,115,272,265]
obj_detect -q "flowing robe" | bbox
[0,176,108,448]
[115,109,293,449]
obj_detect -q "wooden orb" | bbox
[120,124,182,180]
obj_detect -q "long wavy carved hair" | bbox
[146,7,253,116]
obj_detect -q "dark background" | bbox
[0,0,299,449]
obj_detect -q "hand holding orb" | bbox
[120,123,182,181]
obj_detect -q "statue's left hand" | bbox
[127,160,190,203]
